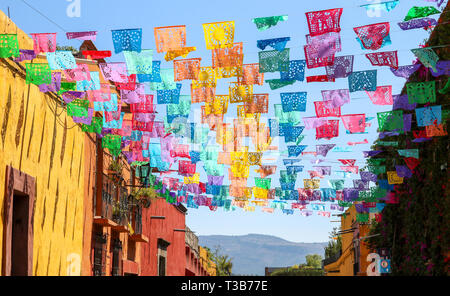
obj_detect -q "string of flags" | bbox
[0,1,448,220]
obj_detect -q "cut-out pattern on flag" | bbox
[360,0,399,16]
[102,134,122,156]
[39,72,61,93]
[415,105,441,127]
[154,25,186,53]
[112,29,142,54]
[67,99,89,117]
[229,83,253,103]
[398,17,437,30]
[203,21,235,49]
[280,92,307,112]
[94,93,118,112]
[266,79,296,90]
[157,83,182,104]
[411,48,439,71]
[46,51,77,70]
[99,63,128,83]
[390,64,421,78]
[212,42,244,69]
[205,95,229,115]
[280,60,306,81]
[404,6,441,21]
[287,145,308,157]
[66,31,97,41]
[426,123,447,137]
[430,60,450,77]
[366,85,393,105]
[307,75,335,83]
[124,49,153,74]
[77,72,101,91]
[365,51,398,69]
[314,102,341,117]
[82,50,112,60]
[377,110,404,131]
[31,33,57,54]
[64,64,91,82]
[238,64,264,85]
[348,70,377,92]
[191,85,216,104]
[326,55,354,79]
[257,37,291,51]
[103,112,125,129]
[0,34,19,58]
[174,58,201,81]
[321,89,350,108]
[165,47,196,61]
[341,114,366,133]
[252,15,288,31]
[15,49,36,62]
[245,94,269,114]
[130,94,154,113]
[150,68,176,90]
[316,120,339,139]
[121,83,146,104]
[281,125,305,142]
[26,63,52,85]
[406,81,436,104]
[115,74,137,91]
[82,117,103,134]
[304,45,335,69]
[316,144,336,157]
[259,49,290,73]
[305,32,341,60]
[353,22,390,50]
[62,91,84,104]
[393,94,416,111]
[305,8,343,36]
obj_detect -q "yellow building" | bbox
[199,246,217,276]
[0,10,91,275]
[324,205,374,276]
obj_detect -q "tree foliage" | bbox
[366,3,450,276]
[324,227,342,259]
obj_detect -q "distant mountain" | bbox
[198,234,327,276]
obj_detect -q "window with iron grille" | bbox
[111,237,123,276]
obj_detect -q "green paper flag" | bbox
[411,48,439,72]
[266,79,296,90]
[58,82,77,95]
[404,6,441,21]
[0,34,20,58]
[377,110,404,132]
[26,63,52,85]
[102,134,122,155]
[255,178,271,189]
[252,15,288,31]
[406,81,436,104]
[377,141,398,147]
[356,213,369,223]
[81,117,102,134]
[368,165,386,175]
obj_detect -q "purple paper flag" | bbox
[396,165,412,178]
[321,89,350,108]
[398,18,437,31]
[326,55,354,79]
[390,64,421,78]
[363,151,382,157]
[316,144,336,157]
[15,49,36,62]
[66,31,97,41]
[430,60,450,77]
[393,94,417,111]
[38,72,61,93]
[360,171,378,182]
[72,108,94,125]
[62,91,85,104]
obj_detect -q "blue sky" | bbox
[2,0,442,242]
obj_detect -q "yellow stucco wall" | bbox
[0,10,86,275]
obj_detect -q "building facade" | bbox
[323,205,374,276]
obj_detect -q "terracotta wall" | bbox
[141,198,186,276]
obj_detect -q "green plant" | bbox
[324,227,342,259]
[108,158,123,173]
[131,187,157,208]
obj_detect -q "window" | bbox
[157,238,170,276]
